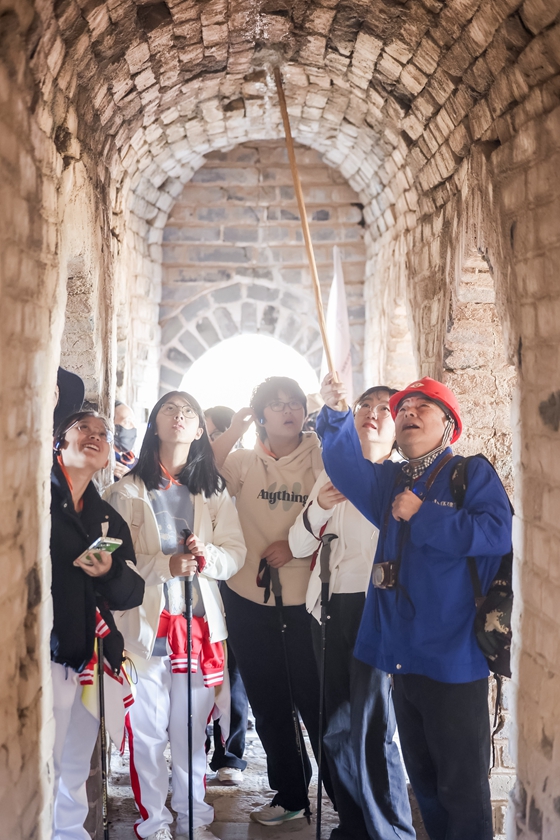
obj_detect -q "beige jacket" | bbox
[221,433,323,606]
[104,475,246,658]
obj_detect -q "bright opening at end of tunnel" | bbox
[181,334,321,448]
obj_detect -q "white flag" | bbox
[320,246,353,403]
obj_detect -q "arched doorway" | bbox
[181,333,320,447]
[157,140,367,402]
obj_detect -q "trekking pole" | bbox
[316,534,338,840]
[186,572,194,840]
[182,529,196,840]
[97,636,110,840]
[269,566,312,824]
[274,65,347,411]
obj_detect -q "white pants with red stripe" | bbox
[51,662,100,840]
[127,654,215,838]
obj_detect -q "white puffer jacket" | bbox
[104,474,246,659]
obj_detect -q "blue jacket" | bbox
[317,407,513,683]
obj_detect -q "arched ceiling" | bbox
[35,0,555,244]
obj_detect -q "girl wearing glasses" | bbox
[104,392,246,840]
[289,385,416,840]
[211,376,332,825]
[51,411,145,840]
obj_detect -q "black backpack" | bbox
[450,455,514,680]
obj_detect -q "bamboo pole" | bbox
[274,66,347,410]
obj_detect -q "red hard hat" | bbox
[389,377,463,443]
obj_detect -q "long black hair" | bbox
[130,391,225,496]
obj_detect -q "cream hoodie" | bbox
[221,433,323,606]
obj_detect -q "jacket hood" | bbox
[254,432,321,471]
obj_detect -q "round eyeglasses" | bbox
[159,402,197,419]
[67,420,114,444]
[266,400,304,412]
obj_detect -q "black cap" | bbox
[54,367,85,431]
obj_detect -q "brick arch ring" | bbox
[158,280,340,396]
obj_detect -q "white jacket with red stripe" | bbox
[104,475,246,659]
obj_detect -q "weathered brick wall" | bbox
[492,105,560,840]
[159,140,366,396]
[0,4,71,837]
[0,3,126,836]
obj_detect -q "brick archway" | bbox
[158,139,368,397]
[159,279,325,394]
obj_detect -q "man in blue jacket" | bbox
[317,375,512,840]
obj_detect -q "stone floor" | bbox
[106,724,428,840]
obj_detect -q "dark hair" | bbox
[250,376,307,441]
[130,391,225,495]
[54,410,112,451]
[204,405,235,435]
[353,385,397,414]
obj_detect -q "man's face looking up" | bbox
[395,395,449,459]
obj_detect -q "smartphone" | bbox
[74,537,123,567]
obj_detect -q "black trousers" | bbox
[393,673,493,840]
[312,594,415,840]
[221,584,333,811]
[209,640,248,771]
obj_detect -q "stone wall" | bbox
[159,140,366,396]
[493,105,560,840]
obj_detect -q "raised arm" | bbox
[317,406,389,529]
[211,407,255,469]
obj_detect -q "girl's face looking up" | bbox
[60,418,112,472]
[354,391,395,447]
[155,399,203,447]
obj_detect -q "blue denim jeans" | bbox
[209,641,248,771]
[312,593,415,840]
[393,673,492,840]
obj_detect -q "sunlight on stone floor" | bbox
[107,726,428,840]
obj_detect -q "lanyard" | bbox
[57,454,84,512]
[159,461,181,490]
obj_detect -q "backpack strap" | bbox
[449,456,469,510]
[450,457,485,608]
[467,557,485,608]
